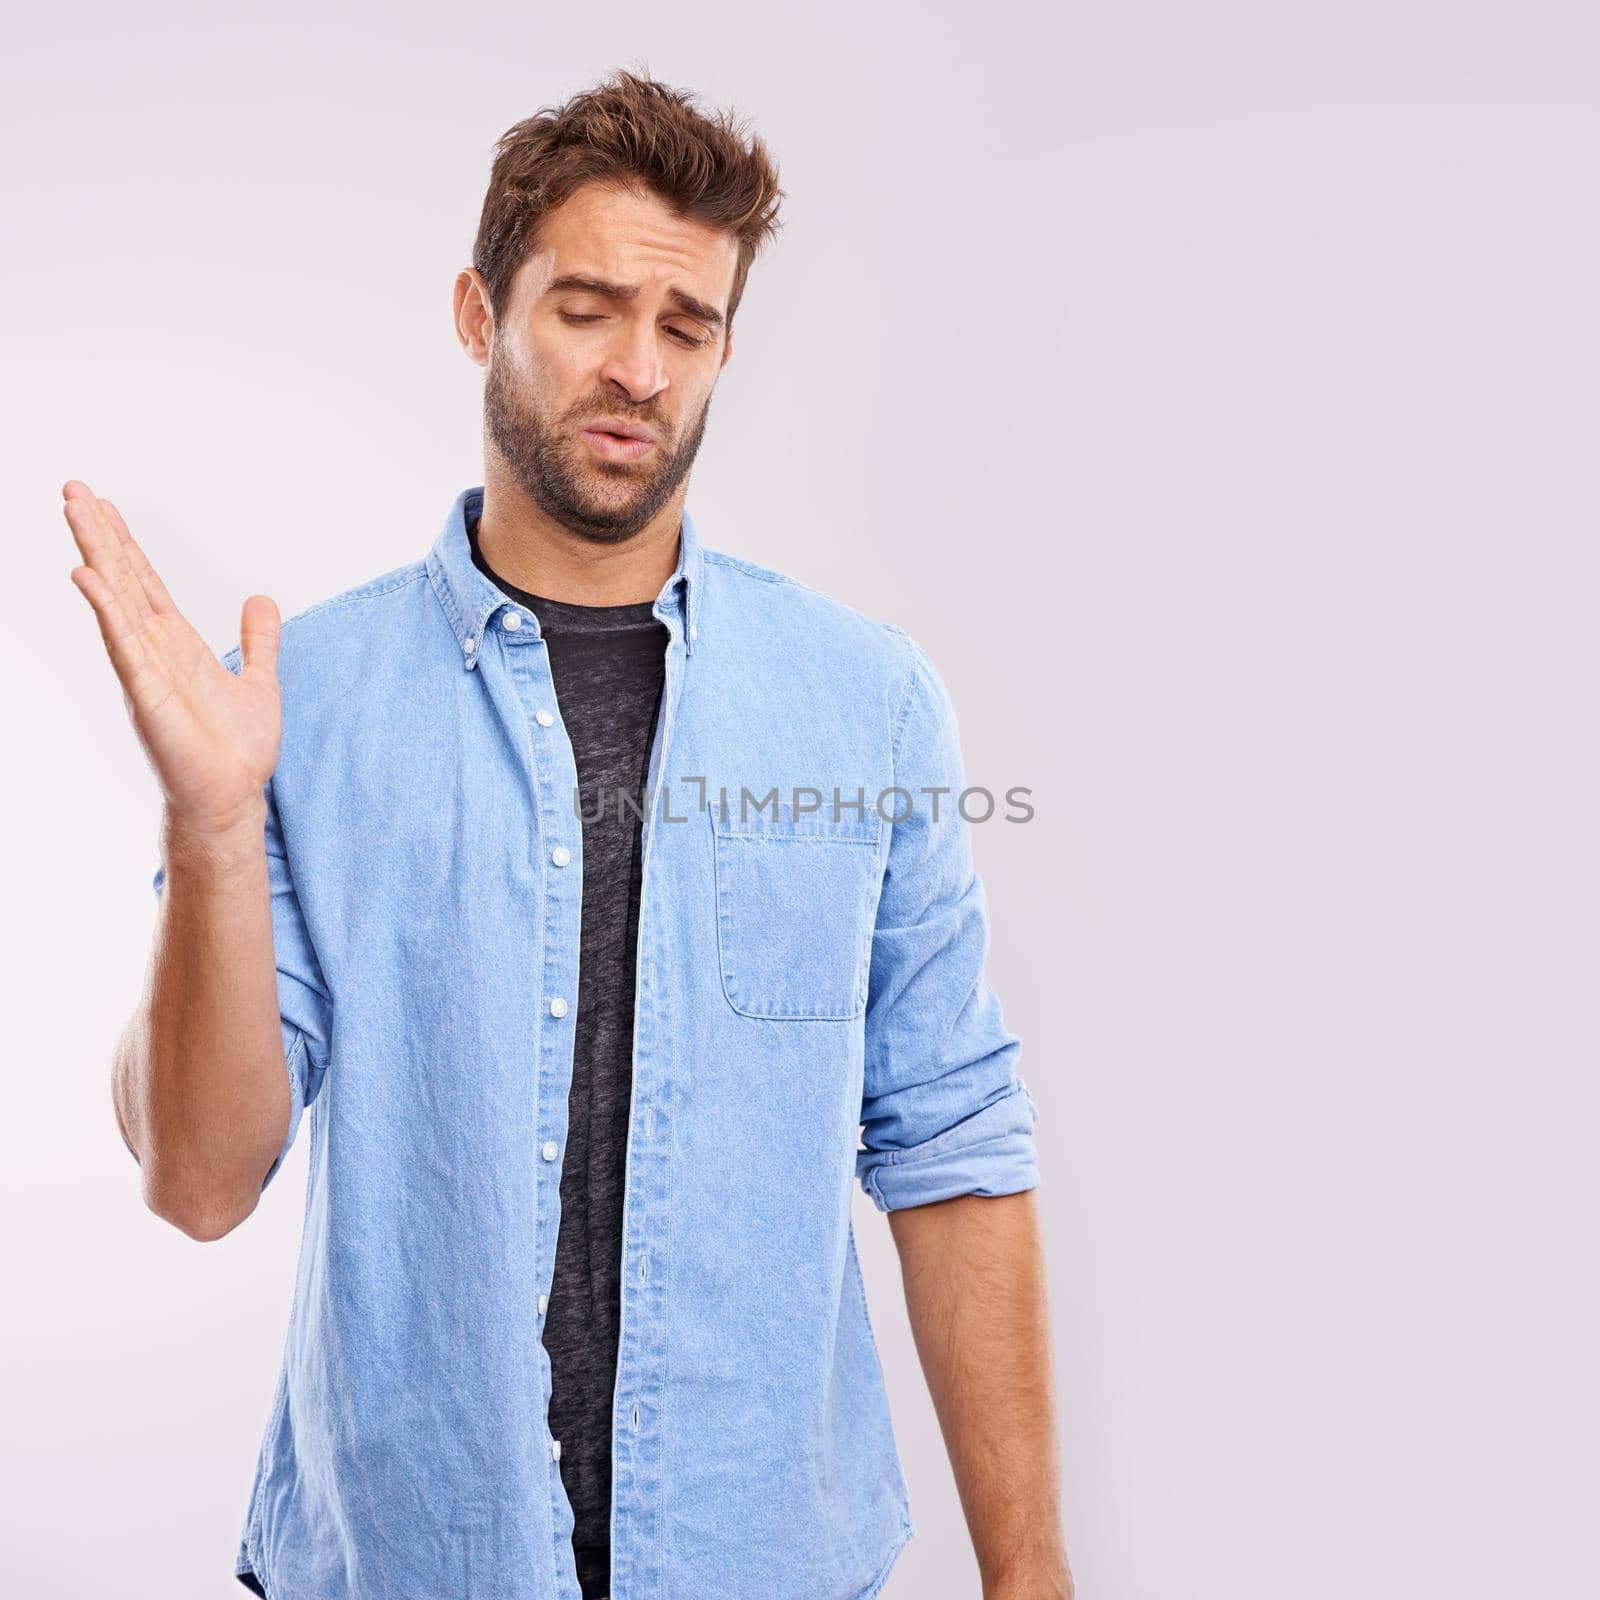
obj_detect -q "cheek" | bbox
[518,330,592,402]
[680,378,717,428]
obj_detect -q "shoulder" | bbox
[218,559,432,678]
[281,561,432,629]
[699,545,924,694]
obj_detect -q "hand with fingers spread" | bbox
[62,479,283,836]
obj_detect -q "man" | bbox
[67,69,1073,1600]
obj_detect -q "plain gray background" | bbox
[4,3,1596,1596]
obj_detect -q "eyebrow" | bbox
[544,273,726,331]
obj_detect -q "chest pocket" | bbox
[709,797,884,1020]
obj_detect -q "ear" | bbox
[454,269,493,367]
[720,326,734,370]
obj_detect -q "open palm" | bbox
[63,479,283,836]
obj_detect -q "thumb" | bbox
[238,594,282,682]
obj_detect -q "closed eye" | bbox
[558,311,706,347]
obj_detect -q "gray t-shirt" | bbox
[470,517,667,1583]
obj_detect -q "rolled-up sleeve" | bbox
[132,649,332,1193]
[855,629,1041,1213]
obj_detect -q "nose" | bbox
[596,317,669,405]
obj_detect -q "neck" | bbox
[476,462,683,606]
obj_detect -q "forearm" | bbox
[116,799,290,1239]
[888,1188,1073,1600]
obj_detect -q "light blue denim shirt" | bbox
[139,485,1041,1600]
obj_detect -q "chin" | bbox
[566,492,655,540]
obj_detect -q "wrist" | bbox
[986,1579,1074,1600]
[984,1552,1075,1600]
[160,799,268,879]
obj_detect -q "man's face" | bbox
[480,182,737,543]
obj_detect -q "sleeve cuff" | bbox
[856,1077,1041,1213]
[258,1025,311,1192]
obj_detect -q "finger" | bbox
[97,496,179,615]
[238,593,281,683]
[62,488,140,644]
[95,499,165,624]
[67,559,154,703]
[62,481,149,641]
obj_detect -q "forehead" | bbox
[515,182,738,309]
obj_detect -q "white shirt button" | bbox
[551,1439,561,1461]
[551,846,571,867]
[542,1140,558,1161]
[463,637,476,654]
[549,997,568,1018]
[535,709,554,727]
[538,1293,548,1315]
[502,612,521,630]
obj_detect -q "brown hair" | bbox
[472,67,785,334]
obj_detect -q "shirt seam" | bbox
[701,549,901,626]
[883,624,924,777]
[699,549,804,588]
[277,565,430,629]
[221,568,431,671]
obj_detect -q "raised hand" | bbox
[63,480,284,837]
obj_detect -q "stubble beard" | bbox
[484,342,713,545]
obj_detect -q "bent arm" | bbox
[115,799,292,1241]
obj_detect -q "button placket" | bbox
[605,608,688,1587]
[502,617,583,1539]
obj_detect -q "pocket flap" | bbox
[707,794,881,844]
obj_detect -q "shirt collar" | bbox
[425,484,704,670]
